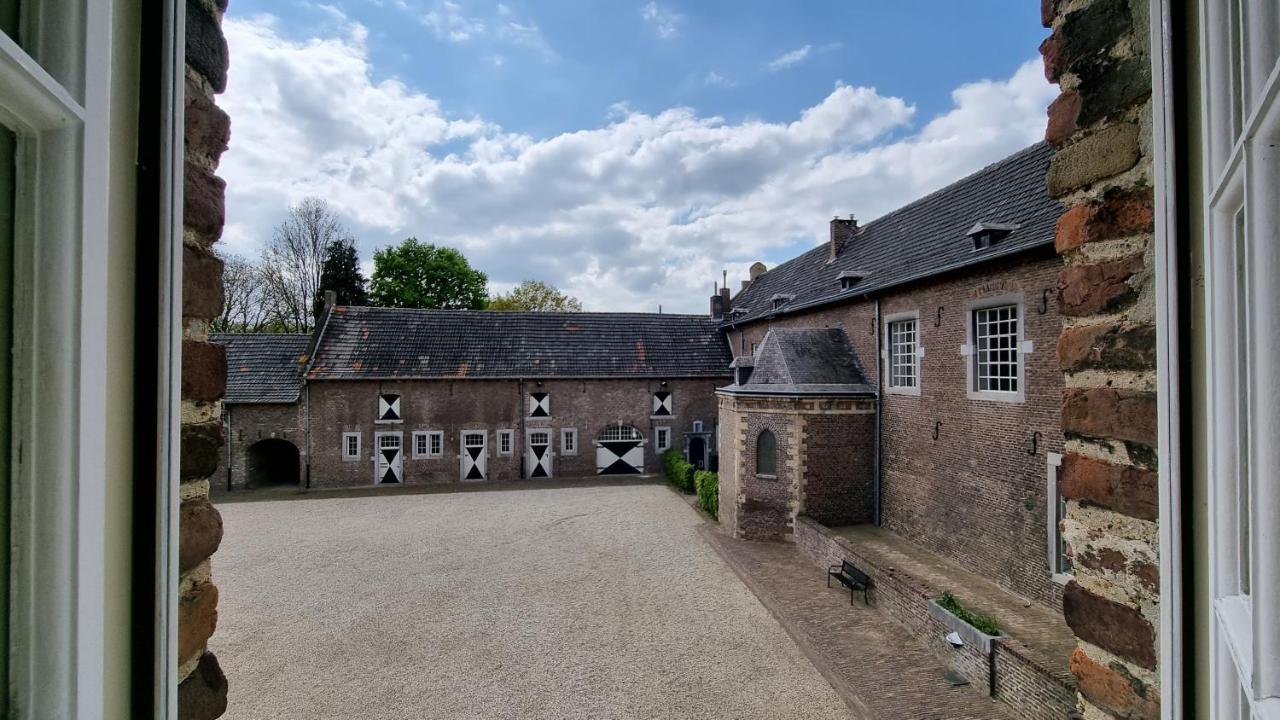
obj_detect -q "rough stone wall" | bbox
[307,377,725,486]
[726,253,1068,607]
[1039,0,1160,717]
[719,394,875,540]
[217,403,307,491]
[178,0,231,717]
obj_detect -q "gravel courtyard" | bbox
[213,484,852,719]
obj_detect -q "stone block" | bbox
[183,246,225,321]
[1060,453,1157,522]
[184,161,226,242]
[1063,581,1156,669]
[177,651,228,720]
[186,0,228,93]
[180,498,224,573]
[1046,90,1081,147]
[1057,322,1156,373]
[1041,0,1059,27]
[1056,187,1155,252]
[185,77,231,163]
[1062,388,1158,447]
[1076,55,1153,126]
[182,420,224,481]
[1046,123,1141,197]
[183,340,226,403]
[178,581,219,664]
[1058,0,1132,72]
[1057,252,1146,316]
[1040,29,1064,83]
[1071,646,1160,718]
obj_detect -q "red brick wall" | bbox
[306,377,725,487]
[797,413,875,526]
[727,253,1068,607]
[1040,0,1160,716]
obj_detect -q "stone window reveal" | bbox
[756,430,777,477]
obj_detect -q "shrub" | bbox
[694,470,719,520]
[661,450,695,493]
[937,591,1000,636]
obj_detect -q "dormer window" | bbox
[837,270,870,290]
[771,294,794,311]
[966,222,1019,251]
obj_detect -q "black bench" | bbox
[827,560,870,605]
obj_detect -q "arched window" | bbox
[756,430,777,477]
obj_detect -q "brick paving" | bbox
[701,527,1013,720]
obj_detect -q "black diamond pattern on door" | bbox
[465,446,484,479]
[597,441,644,474]
[528,432,552,478]
[378,393,401,421]
[653,391,672,416]
[461,433,487,481]
[528,392,550,418]
[375,435,402,484]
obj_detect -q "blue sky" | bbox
[218,1,1055,311]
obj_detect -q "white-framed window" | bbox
[1199,6,1280,715]
[652,390,673,417]
[528,391,550,418]
[963,296,1027,403]
[885,311,921,395]
[427,431,443,458]
[377,393,402,423]
[1046,453,1072,584]
[561,428,578,455]
[655,426,671,452]
[498,429,513,456]
[412,431,431,459]
[343,432,362,460]
[692,420,704,433]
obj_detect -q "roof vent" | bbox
[966,222,1019,251]
[771,294,794,311]
[837,270,871,290]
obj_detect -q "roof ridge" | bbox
[334,306,713,319]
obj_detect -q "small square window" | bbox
[692,420,704,433]
[561,428,578,455]
[499,429,513,456]
[413,431,430,458]
[343,432,361,460]
[428,431,443,457]
[656,427,671,452]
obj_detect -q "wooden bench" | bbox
[827,560,870,605]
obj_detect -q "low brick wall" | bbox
[795,517,1075,720]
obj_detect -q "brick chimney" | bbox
[710,283,725,318]
[829,214,858,263]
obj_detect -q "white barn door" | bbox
[595,425,645,475]
[460,431,487,481]
[527,430,553,478]
[374,432,403,484]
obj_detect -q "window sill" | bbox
[374,419,403,425]
[756,474,777,480]
[886,385,921,396]
[650,415,676,420]
[561,451,578,457]
[1051,572,1072,587]
[966,390,1025,404]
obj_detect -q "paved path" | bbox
[702,528,1012,720]
[212,485,853,719]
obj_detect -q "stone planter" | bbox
[927,599,1002,653]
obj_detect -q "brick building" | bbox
[217,309,731,490]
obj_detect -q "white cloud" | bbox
[704,71,735,88]
[421,0,484,41]
[415,1,553,58]
[219,15,1055,313]
[640,2,682,39]
[766,44,811,72]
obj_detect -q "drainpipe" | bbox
[225,406,233,492]
[304,382,312,489]
[517,378,526,479]
[872,297,883,527]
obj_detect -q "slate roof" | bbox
[213,333,311,404]
[725,143,1063,327]
[720,328,874,397]
[307,307,733,380]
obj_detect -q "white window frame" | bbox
[498,429,514,456]
[427,430,443,458]
[1045,452,1072,585]
[692,420,704,433]
[343,432,362,460]
[655,426,672,452]
[561,427,577,455]
[1197,3,1280,716]
[1,5,120,715]
[962,294,1027,403]
[884,310,922,396]
[412,430,430,459]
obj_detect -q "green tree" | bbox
[312,240,369,320]
[368,238,488,310]
[488,280,584,312]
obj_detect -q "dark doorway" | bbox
[688,437,707,469]
[246,438,301,488]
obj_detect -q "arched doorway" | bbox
[596,425,645,475]
[688,436,707,469]
[246,438,301,488]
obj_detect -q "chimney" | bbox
[324,290,337,308]
[749,262,767,281]
[710,282,725,319]
[829,214,858,263]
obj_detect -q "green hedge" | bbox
[694,470,719,520]
[662,450,695,493]
[937,591,1000,636]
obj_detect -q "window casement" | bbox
[884,312,922,395]
[963,296,1028,403]
[652,390,673,417]
[412,431,431,459]
[343,432,362,460]
[561,428,577,455]
[1199,4,1280,714]
[528,391,550,418]
[377,393,402,423]
[756,429,777,477]
[427,431,443,458]
[498,429,513,456]
[655,426,671,452]
[1046,453,1072,584]
[692,420,704,433]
